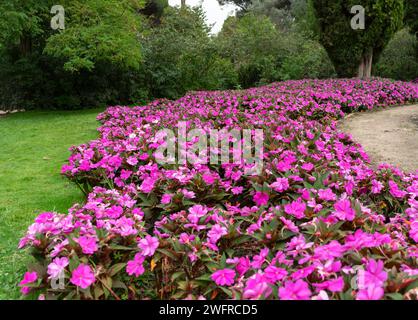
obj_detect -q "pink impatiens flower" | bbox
[312,277,345,293]
[410,221,418,243]
[236,257,251,276]
[19,271,38,295]
[76,236,98,255]
[253,192,269,207]
[138,235,159,256]
[161,193,172,204]
[187,205,208,224]
[211,268,236,286]
[70,264,95,289]
[126,156,138,166]
[264,265,288,283]
[208,224,228,244]
[318,189,337,201]
[279,279,312,300]
[364,259,387,287]
[139,177,156,193]
[126,253,145,277]
[371,180,384,194]
[243,273,273,299]
[270,178,289,193]
[389,180,407,199]
[47,257,69,279]
[333,199,355,221]
[356,283,384,300]
[284,200,306,219]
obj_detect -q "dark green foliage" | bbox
[0,0,414,110]
[375,29,418,81]
[216,12,335,87]
[0,0,145,110]
[405,0,418,38]
[312,0,404,77]
[140,7,237,100]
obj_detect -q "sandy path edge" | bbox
[339,104,418,173]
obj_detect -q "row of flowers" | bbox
[19,78,418,300]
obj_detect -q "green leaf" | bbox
[108,263,126,277]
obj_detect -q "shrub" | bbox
[375,29,418,81]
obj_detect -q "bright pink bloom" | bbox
[231,186,244,195]
[76,236,98,255]
[19,271,38,295]
[139,177,156,193]
[161,194,172,204]
[126,253,145,277]
[182,189,195,199]
[333,199,355,221]
[270,178,289,193]
[208,224,228,244]
[126,156,138,166]
[187,205,208,224]
[356,283,384,300]
[318,189,337,201]
[202,173,216,185]
[279,280,312,300]
[47,257,69,279]
[371,180,384,194]
[70,264,95,289]
[364,259,387,287]
[410,221,418,243]
[120,169,132,180]
[253,192,269,206]
[211,269,236,286]
[313,277,344,292]
[243,273,272,299]
[138,235,159,256]
[236,257,251,276]
[264,265,288,283]
[389,180,407,199]
[284,200,306,219]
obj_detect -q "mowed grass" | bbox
[0,109,102,299]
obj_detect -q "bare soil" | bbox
[340,104,418,173]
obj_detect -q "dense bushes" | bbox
[18,78,418,300]
[375,29,418,82]
[0,1,416,111]
[140,7,237,100]
[0,3,335,110]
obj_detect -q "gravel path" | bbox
[340,104,418,173]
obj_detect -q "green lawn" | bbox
[0,109,102,299]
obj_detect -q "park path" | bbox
[340,104,418,173]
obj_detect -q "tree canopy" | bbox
[312,0,404,78]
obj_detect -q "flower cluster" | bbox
[19,78,418,300]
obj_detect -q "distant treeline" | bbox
[0,0,417,110]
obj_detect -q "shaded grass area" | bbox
[0,109,102,299]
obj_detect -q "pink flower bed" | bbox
[19,78,418,300]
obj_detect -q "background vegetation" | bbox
[1,0,416,111]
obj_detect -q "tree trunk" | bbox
[358,56,365,78]
[19,35,32,56]
[181,0,186,8]
[357,49,373,79]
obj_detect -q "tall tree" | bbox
[312,0,404,78]
[405,0,418,39]
[140,0,169,24]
